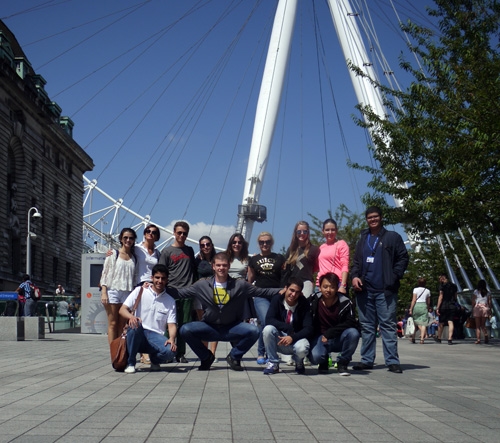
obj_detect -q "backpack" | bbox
[30,284,42,300]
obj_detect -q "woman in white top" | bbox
[134,224,161,285]
[225,233,249,280]
[409,277,431,344]
[100,228,137,344]
[472,279,492,344]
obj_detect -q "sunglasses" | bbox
[200,243,212,248]
[145,229,159,236]
[122,236,135,241]
[296,230,309,235]
[232,240,242,245]
[259,240,271,246]
[176,231,188,236]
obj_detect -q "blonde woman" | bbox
[472,280,492,344]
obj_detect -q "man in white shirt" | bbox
[119,264,177,373]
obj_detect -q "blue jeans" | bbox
[180,321,259,361]
[356,290,399,366]
[126,324,176,366]
[262,325,309,364]
[254,297,271,356]
[24,298,37,317]
[309,328,360,365]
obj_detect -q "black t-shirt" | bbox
[440,282,458,309]
[248,253,285,288]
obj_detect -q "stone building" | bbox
[0,20,94,295]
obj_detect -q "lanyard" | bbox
[366,235,379,256]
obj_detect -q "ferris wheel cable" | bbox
[34,1,149,71]
[208,7,274,233]
[95,0,245,187]
[21,1,151,47]
[180,1,265,220]
[1,0,70,20]
[131,0,265,223]
[70,1,220,120]
[314,4,362,212]
[312,1,333,212]
[54,1,209,103]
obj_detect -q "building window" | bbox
[66,224,72,248]
[52,256,58,284]
[65,262,71,286]
[53,183,59,202]
[31,158,36,183]
[31,245,37,278]
[53,216,59,239]
[41,174,45,195]
[66,192,72,210]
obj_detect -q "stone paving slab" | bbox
[0,333,498,442]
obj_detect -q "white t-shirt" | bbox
[123,286,176,335]
[413,287,430,303]
[134,242,160,284]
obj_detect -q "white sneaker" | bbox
[124,365,136,374]
[213,358,219,364]
[150,363,161,371]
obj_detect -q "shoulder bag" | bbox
[110,287,143,371]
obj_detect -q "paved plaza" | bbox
[0,332,498,443]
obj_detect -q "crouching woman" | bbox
[309,273,360,376]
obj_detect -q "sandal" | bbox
[420,340,424,344]
[411,338,416,344]
[475,340,480,344]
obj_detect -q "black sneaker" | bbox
[198,351,215,371]
[337,364,350,376]
[226,353,243,371]
[352,362,373,371]
[176,355,188,363]
[387,364,403,374]
[295,362,305,375]
[318,362,329,374]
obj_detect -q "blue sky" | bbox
[3,0,437,253]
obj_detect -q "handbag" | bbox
[405,316,415,336]
[109,287,143,371]
[465,315,476,329]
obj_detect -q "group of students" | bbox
[101,206,409,375]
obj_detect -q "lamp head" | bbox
[32,211,42,219]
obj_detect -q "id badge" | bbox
[366,256,374,263]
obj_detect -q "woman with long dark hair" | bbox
[472,279,492,344]
[100,227,137,344]
[225,233,249,280]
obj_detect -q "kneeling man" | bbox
[309,273,360,376]
[262,277,313,375]
[169,252,281,371]
[119,264,177,373]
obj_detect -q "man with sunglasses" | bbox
[159,221,198,363]
[247,232,285,364]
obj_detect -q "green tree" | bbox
[350,0,500,238]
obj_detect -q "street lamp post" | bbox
[26,207,42,275]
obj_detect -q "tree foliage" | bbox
[350,0,500,238]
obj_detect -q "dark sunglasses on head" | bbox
[259,240,271,245]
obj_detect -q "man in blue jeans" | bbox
[169,252,281,371]
[119,264,177,373]
[351,206,409,374]
[262,278,313,375]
